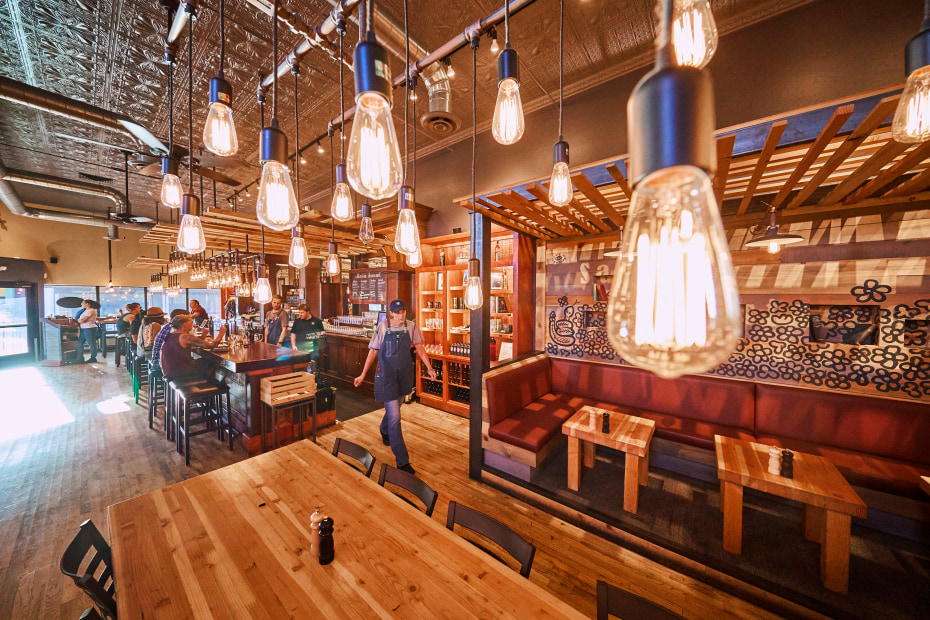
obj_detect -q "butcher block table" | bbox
[562,405,655,514]
[921,476,930,495]
[714,435,867,594]
[108,440,584,619]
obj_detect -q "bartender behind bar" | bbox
[290,304,325,363]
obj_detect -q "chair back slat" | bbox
[332,438,376,477]
[378,463,439,517]
[445,501,536,578]
[596,580,684,620]
[60,519,117,619]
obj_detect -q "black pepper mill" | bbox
[601,412,611,434]
[318,517,335,565]
[780,450,794,479]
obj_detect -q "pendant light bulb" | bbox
[464,258,483,310]
[893,66,930,143]
[548,140,572,206]
[289,228,309,268]
[331,164,354,222]
[203,77,238,155]
[672,0,718,69]
[359,202,375,244]
[253,263,272,304]
[405,246,422,268]
[606,167,741,378]
[492,47,525,145]
[326,242,341,276]
[768,240,781,255]
[160,158,183,208]
[177,195,206,254]
[394,187,420,255]
[256,160,299,231]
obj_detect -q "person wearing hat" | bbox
[137,307,167,360]
[354,299,436,474]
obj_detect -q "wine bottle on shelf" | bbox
[494,241,501,262]
[440,248,446,266]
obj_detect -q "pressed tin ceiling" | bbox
[0,0,813,230]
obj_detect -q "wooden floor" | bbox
[0,360,804,619]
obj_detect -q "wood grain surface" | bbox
[921,476,930,495]
[108,440,584,619]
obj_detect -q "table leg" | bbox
[803,504,826,543]
[821,510,852,594]
[583,440,595,468]
[639,446,650,486]
[719,480,725,512]
[567,436,581,491]
[722,481,743,555]
[624,452,640,514]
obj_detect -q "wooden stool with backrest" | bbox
[59,519,117,619]
[445,500,536,578]
[170,378,233,466]
[332,437,376,477]
[377,463,439,516]
[596,579,684,620]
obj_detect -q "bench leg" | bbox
[639,445,650,486]
[623,451,641,514]
[722,481,743,555]
[567,436,581,491]
[803,504,826,543]
[821,511,851,594]
[583,440,595,469]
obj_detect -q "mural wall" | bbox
[540,211,930,401]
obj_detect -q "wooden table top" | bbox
[108,440,583,619]
[921,476,930,495]
[714,436,866,518]
[562,405,655,457]
[199,340,311,373]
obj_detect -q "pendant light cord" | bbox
[272,0,278,121]
[188,17,193,189]
[403,0,410,183]
[339,29,345,162]
[293,67,300,207]
[330,131,335,242]
[657,0,673,69]
[504,0,510,46]
[219,0,225,77]
[168,61,174,156]
[558,0,563,140]
[471,36,478,260]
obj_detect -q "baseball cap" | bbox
[389,299,406,313]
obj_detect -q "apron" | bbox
[265,311,284,344]
[373,321,415,403]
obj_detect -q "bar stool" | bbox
[147,365,165,430]
[133,356,149,403]
[171,378,233,466]
[114,335,129,367]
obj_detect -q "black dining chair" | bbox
[596,579,684,620]
[377,463,439,517]
[445,501,536,578]
[332,438,376,477]
[59,519,117,620]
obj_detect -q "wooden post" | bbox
[468,212,491,480]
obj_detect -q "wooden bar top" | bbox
[108,440,584,619]
[199,341,311,373]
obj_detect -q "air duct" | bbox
[2,168,129,214]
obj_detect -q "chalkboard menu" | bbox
[350,271,388,303]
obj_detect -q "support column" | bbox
[468,212,491,480]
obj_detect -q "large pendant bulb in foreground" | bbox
[548,140,572,206]
[492,46,525,145]
[394,186,420,255]
[358,201,375,244]
[464,258,483,310]
[203,76,238,155]
[325,242,341,276]
[331,164,354,222]
[161,157,182,208]
[288,226,309,268]
[177,194,206,254]
[405,246,422,268]
[347,36,403,200]
[671,0,717,69]
[893,6,930,143]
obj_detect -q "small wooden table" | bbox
[108,440,583,618]
[562,405,655,514]
[714,435,867,594]
[921,476,930,495]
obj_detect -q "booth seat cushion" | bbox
[550,358,756,432]
[485,355,552,426]
[488,392,595,452]
[755,384,930,466]
[633,411,756,450]
[755,434,930,499]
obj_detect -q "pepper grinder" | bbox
[601,412,611,434]
[318,517,335,565]
[780,449,794,479]
[309,508,325,556]
[767,445,782,475]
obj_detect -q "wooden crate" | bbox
[260,372,317,407]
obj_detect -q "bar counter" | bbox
[199,342,313,454]
[318,332,376,397]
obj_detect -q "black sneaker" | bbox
[398,463,416,475]
[381,433,390,446]
[87,358,98,363]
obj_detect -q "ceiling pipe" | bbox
[166,0,197,46]
[3,168,129,214]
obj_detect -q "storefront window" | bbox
[99,287,146,319]
[187,289,222,320]
[43,285,96,318]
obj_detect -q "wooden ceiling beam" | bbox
[461,200,551,239]
[485,191,566,237]
[736,120,787,215]
[540,180,612,232]
[714,134,736,206]
[818,138,910,205]
[524,183,598,234]
[475,198,555,238]
[571,172,625,228]
[497,190,578,237]
[885,166,930,197]
[604,162,633,201]
[845,141,930,202]
[786,96,899,209]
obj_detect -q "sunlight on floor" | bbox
[0,367,75,443]
[96,394,133,414]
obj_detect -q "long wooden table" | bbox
[562,405,655,514]
[108,440,584,618]
[714,435,867,594]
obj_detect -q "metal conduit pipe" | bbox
[166,0,197,46]
[3,168,129,214]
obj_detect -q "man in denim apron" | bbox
[355,300,436,474]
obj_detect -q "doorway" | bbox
[0,284,37,366]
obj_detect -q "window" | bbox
[99,287,145,319]
[187,289,222,319]
[44,285,95,318]
[147,290,188,315]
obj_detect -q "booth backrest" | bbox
[550,358,756,432]
[485,355,552,426]
[755,383,930,466]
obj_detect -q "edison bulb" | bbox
[359,215,375,244]
[289,237,310,268]
[492,78,525,145]
[161,174,183,208]
[893,66,930,143]
[606,165,740,378]
[672,0,718,69]
[177,214,206,254]
[490,37,500,54]
[768,240,781,255]
[253,277,273,304]
[331,183,353,222]
[549,162,572,206]
[464,275,483,310]
[394,206,420,255]
[406,246,423,268]
[325,252,341,276]
[256,161,299,231]
[346,92,403,200]
[203,102,239,156]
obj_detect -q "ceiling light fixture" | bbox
[892,1,930,142]
[317,141,325,154]
[346,0,403,200]
[491,0,525,145]
[607,0,740,379]
[671,0,718,69]
[395,0,421,257]
[254,228,273,304]
[464,36,483,311]
[488,26,500,55]
[289,61,309,270]
[548,0,572,207]
[444,57,456,78]
[289,225,310,268]
[332,23,354,222]
[178,13,206,255]
[359,201,375,244]
[161,47,182,208]
[203,0,239,155]
[405,72,422,269]
[256,0,299,231]
[744,204,804,254]
[326,240,341,277]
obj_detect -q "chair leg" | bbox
[226,392,234,451]
[184,401,191,466]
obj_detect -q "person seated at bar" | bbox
[116,303,141,339]
[150,309,188,373]
[264,294,289,347]
[189,299,210,327]
[136,307,166,360]
[290,304,324,360]
[159,313,225,381]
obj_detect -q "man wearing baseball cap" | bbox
[354,299,436,474]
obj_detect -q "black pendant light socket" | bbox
[328,241,338,255]
[906,25,930,76]
[292,224,303,238]
[361,202,372,219]
[497,45,520,85]
[335,163,347,185]
[354,36,394,105]
[398,184,414,211]
[467,257,481,278]
[209,75,232,107]
[162,156,179,176]
[627,65,715,185]
[553,139,569,166]
[181,193,200,217]
[260,123,288,164]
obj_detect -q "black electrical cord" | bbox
[330,130,335,243]
[293,64,300,208]
[272,0,278,121]
[339,27,345,163]
[471,35,478,260]
[188,16,194,190]
[558,0,563,141]
[403,0,409,183]
[168,61,174,157]
[657,0,674,69]
[219,0,225,77]
[505,0,510,46]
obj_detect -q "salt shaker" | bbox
[767,446,782,475]
[780,450,794,479]
[588,408,597,430]
[318,517,335,565]
[309,508,325,556]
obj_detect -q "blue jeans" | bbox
[76,327,98,361]
[380,399,409,467]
